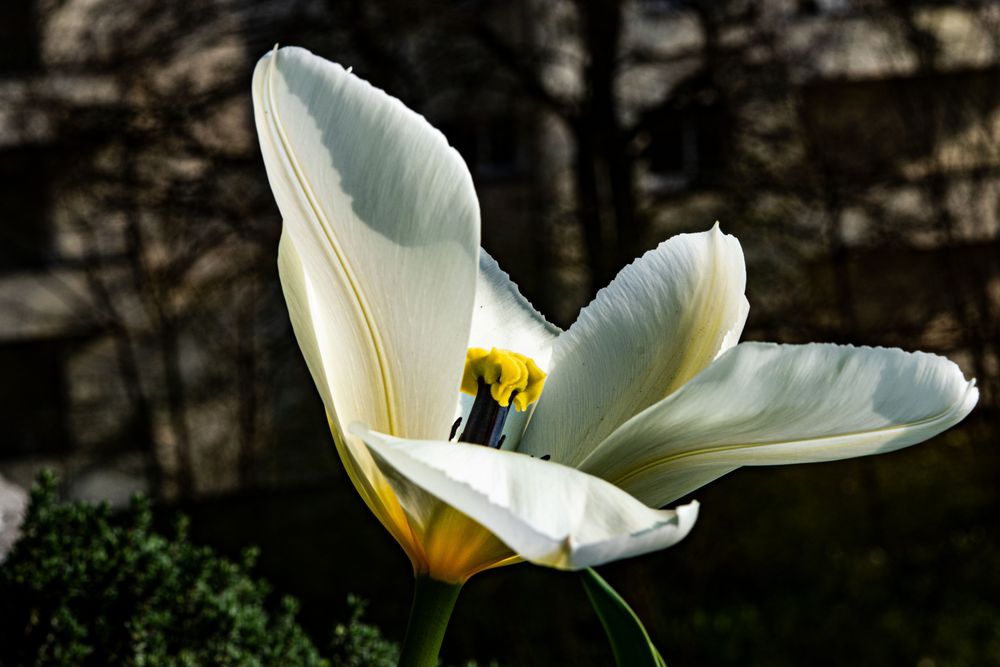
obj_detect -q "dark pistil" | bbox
[458,379,511,448]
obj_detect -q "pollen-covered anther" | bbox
[461,347,546,411]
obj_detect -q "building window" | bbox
[0,0,40,74]
[0,148,53,273]
[801,0,963,12]
[800,67,1000,184]
[641,94,730,186]
[799,0,852,14]
[438,116,521,180]
[636,0,686,14]
[0,338,71,455]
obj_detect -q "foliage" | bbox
[329,595,399,667]
[580,568,664,667]
[0,471,328,667]
[0,472,503,667]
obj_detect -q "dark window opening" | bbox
[482,118,518,176]
[637,0,687,14]
[801,67,1000,185]
[643,98,730,184]
[646,117,685,174]
[439,116,521,180]
[0,0,40,74]
[0,148,53,273]
[0,338,72,455]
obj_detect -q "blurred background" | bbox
[0,0,998,664]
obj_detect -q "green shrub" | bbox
[329,595,399,667]
[0,471,328,667]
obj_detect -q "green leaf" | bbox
[580,568,667,667]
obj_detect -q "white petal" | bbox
[580,343,979,508]
[352,424,699,570]
[469,250,560,368]
[278,234,418,552]
[520,224,746,465]
[277,231,336,414]
[255,47,479,440]
[717,295,749,359]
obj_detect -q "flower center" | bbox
[455,347,546,448]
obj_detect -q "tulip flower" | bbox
[253,46,977,665]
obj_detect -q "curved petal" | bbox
[278,234,422,562]
[520,224,746,465]
[376,468,519,583]
[717,295,749,359]
[352,424,700,571]
[580,343,979,508]
[254,47,479,441]
[469,250,561,368]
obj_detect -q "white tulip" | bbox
[253,46,977,586]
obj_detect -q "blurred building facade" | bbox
[0,0,286,501]
[536,0,1000,401]
[0,0,997,505]
[0,0,552,502]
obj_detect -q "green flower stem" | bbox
[398,575,463,667]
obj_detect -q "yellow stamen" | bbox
[461,347,547,411]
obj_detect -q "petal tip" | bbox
[674,499,700,534]
[961,379,980,414]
